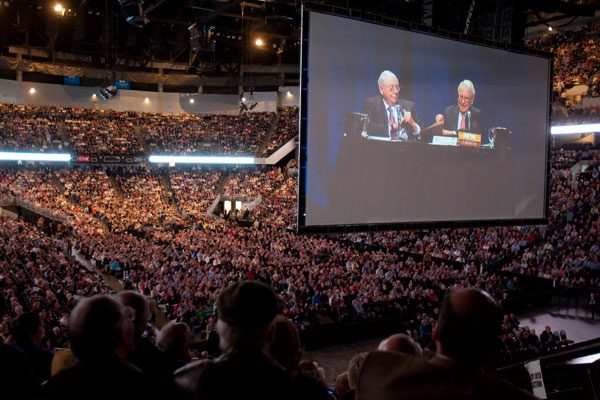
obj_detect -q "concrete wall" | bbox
[0,79,298,115]
[277,86,301,108]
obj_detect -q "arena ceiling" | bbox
[0,0,598,91]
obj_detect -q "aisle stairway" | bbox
[107,172,125,196]
[158,173,182,216]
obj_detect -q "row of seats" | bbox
[0,103,298,156]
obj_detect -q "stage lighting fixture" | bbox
[28,87,36,94]
[98,84,118,101]
[189,23,215,53]
[119,0,147,28]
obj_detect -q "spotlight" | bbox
[29,87,36,94]
[241,97,246,102]
[54,3,65,15]
[144,97,150,103]
[189,98,195,104]
[548,26,553,32]
[286,91,292,97]
[255,38,264,47]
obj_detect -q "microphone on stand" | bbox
[393,105,402,120]
[394,105,408,124]
[466,111,471,131]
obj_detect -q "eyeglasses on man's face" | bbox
[381,84,401,92]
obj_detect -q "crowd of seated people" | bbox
[498,317,574,365]
[261,106,299,156]
[0,167,105,232]
[72,210,531,351]
[222,167,287,199]
[114,169,183,231]
[0,103,298,156]
[3,149,595,334]
[0,215,109,354]
[144,113,231,155]
[527,23,600,98]
[0,146,596,391]
[145,111,276,155]
[251,171,297,228]
[1,282,338,399]
[553,105,600,125]
[169,168,221,220]
[0,103,64,152]
[63,108,143,155]
[502,150,600,288]
[56,167,119,231]
[349,148,598,275]
[4,281,543,399]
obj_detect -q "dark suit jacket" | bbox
[364,96,419,139]
[40,357,161,400]
[443,105,484,138]
[357,351,538,400]
[175,349,329,400]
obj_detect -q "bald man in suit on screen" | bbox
[363,70,421,141]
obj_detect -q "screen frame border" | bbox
[297,7,553,234]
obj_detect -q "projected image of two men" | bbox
[302,12,550,228]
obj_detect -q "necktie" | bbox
[388,106,396,138]
[460,112,466,130]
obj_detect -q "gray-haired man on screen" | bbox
[364,70,421,140]
[441,79,483,138]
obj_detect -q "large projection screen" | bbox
[298,11,551,232]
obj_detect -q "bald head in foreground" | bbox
[357,288,538,400]
[40,295,161,400]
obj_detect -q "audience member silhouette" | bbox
[117,291,163,377]
[174,280,329,400]
[157,321,193,375]
[378,333,423,355]
[40,295,158,400]
[0,342,36,400]
[10,312,53,386]
[357,288,538,400]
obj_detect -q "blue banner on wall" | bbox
[63,76,81,86]
[115,80,130,89]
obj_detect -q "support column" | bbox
[16,54,23,82]
[158,68,164,93]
